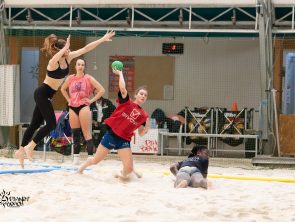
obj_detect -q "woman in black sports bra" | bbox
[15,31,115,168]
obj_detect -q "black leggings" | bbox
[21,83,57,147]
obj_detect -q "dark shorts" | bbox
[69,105,87,116]
[100,130,130,150]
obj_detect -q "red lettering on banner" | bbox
[140,140,158,152]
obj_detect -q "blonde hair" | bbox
[40,34,66,57]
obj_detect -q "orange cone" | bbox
[232,100,238,112]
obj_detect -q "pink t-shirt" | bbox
[68,74,93,107]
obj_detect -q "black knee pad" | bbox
[86,139,94,155]
[72,128,82,154]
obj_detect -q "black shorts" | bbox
[69,105,87,116]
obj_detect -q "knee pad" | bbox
[72,128,82,154]
[86,139,94,156]
[72,128,82,143]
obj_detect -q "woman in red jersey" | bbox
[78,66,150,179]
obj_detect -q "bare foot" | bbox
[77,168,84,174]
[15,148,25,168]
[114,171,129,180]
[24,146,33,161]
[77,158,92,174]
[176,180,188,188]
[15,147,25,169]
[133,169,143,178]
[77,165,85,174]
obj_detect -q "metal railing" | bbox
[159,131,259,157]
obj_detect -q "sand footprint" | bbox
[136,209,156,216]
[204,210,218,217]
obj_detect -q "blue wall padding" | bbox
[283,53,295,114]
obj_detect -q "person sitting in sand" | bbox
[170,145,209,189]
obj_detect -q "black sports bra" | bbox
[47,59,69,79]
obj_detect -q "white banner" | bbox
[131,129,161,154]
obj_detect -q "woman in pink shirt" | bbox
[61,58,105,164]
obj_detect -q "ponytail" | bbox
[41,34,66,57]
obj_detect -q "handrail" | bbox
[159,131,259,156]
[159,131,259,139]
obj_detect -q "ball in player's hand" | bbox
[111,60,123,71]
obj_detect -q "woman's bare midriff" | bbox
[43,75,65,91]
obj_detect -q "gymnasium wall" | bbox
[4,35,261,146]
[84,37,261,117]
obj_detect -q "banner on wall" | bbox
[111,129,160,154]
[131,129,160,154]
[109,56,135,93]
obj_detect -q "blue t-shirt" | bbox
[179,156,209,175]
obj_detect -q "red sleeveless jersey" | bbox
[105,98,148,141]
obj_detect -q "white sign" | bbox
[131,129,160,154]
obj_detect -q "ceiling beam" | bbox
[3,0,257,8]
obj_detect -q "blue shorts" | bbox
[100,130,130,150]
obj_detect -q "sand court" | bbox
[1,157,295,222]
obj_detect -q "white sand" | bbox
[1,157,295,222]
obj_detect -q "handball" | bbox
[111,60,123,71]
